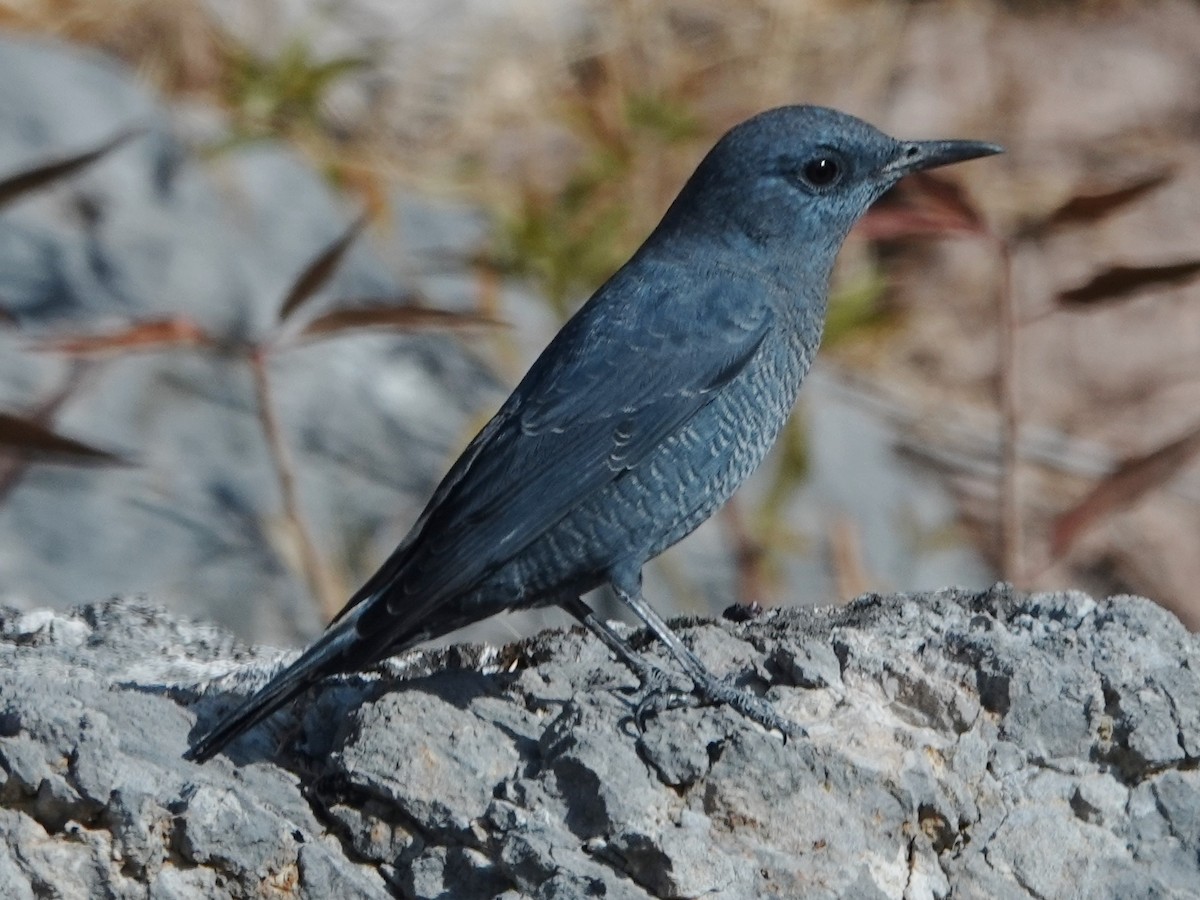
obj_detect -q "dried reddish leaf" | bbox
[857,172,988,240]
[0,129,142,208]
[297,304,503,339]
[907,172,988,232]
[1051,423,1200,558]
[33,317,214,355]
[1057,260,1200,306]
[0,411,124,464]
[856,207,963,240]
[1033,170,1172,235]
[278,212,371,322]
[0,364,87,500]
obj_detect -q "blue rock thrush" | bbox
[185,105,1000,763]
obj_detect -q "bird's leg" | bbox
[561,596,696,724]
[609,571,802,739]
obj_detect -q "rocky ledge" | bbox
[1,585,1197,899]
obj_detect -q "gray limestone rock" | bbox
[1,585,1198,898]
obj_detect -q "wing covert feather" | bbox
[349,266,774,627]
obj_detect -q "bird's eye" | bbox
[802,156,841,188]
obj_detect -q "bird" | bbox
[185,105,1001,763]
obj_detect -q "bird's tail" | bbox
[183,614,363,764]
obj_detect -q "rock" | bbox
[1,585,1197,898]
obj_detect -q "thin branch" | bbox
[248,348,342,620]
[996,236,1022,585]
[829,514,874,600]
[720,498,772,608]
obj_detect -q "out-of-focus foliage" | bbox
[487,92,703,316]
[221,37,367,142]
[6,0,1200,629]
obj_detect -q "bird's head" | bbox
[650,105,1001,277]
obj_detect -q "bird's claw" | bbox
[633,684,700,732]
[622,662,695,730]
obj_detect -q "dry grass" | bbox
[0,0,225,93]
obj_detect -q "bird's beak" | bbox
[881,139,1004,179]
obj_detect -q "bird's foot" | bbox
[631,665,802,740]
[685,671,803,741]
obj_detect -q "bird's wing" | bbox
[345,264,774,630]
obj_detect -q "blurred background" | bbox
[0,0,1198,649]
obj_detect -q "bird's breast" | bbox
[494,322,818,600]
